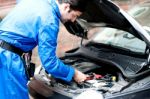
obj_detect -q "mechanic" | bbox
[0,0,89,98]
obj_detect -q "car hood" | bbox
[64,0,150,48]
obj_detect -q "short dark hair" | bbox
[58,0,88,12]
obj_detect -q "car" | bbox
[28,0,150,99]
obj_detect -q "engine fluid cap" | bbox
[112,76,116,82]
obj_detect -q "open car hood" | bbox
[64,0,150,48]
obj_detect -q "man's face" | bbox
[60,4,82,23]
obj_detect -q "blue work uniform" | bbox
[0,0,75,99]
[16,0,21,3]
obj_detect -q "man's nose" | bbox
[71,17,76,22]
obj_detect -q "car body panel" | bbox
[65,0,150,47]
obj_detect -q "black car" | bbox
[29,0,150,99]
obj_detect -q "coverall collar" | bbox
[47,0,61,19]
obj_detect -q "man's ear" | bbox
[64,3,70,12]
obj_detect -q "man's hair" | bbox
[58,0,88,12]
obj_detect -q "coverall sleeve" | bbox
[38,23,75,82]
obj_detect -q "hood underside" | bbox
[64,0,150,48]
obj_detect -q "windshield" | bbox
[92,2,150,53]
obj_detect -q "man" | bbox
[0,0,89,98]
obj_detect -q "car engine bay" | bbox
[35,44,150,99]
[38,62,128,98]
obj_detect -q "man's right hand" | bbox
[73,69,87,83]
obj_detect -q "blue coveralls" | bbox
[0,0,75,98]
[16,0,21,3]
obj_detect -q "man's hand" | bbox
[73,69,87,83]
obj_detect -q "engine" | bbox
[37,58,129,98]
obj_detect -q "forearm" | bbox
[39,52,75,82]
